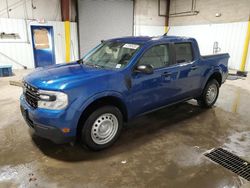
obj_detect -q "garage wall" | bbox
[168,22,250,71]
[134,0,165,27]
[247,50,250,72]
[134,0,250,71]
[134,0,250,31]
[78,0,134,56]
[134,0,249,26]
[0,0,61,21]
[0,18,78,69]
[0,0,76,21]
[169,0,250,26]
[134,21,250,71]
[134,0,165,36]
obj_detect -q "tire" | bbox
[80,106,123,151]
[197,79,219,108]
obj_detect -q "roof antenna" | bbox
[163,27,170,36]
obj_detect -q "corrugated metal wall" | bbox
[168,22,249,71]
[135,22,250,71]
[78,0,134,56]
[0,18,79,69]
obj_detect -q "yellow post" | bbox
[64,21,71,63]
[240,17,250,71]
[164,26,169,33]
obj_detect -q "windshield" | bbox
[82,42,140,69]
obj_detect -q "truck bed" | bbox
[202,53,230,60]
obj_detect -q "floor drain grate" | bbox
[205,148,250,181]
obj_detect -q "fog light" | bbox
[61,128,70,133]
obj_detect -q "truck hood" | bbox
[24,62,114,90]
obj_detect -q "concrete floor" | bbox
[0,70,250,188]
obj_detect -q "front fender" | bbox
[79,91,126,112]
[71,91,126,126]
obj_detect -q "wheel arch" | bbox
[209,72,222,85]
[76,95,128,139]
[203,71,222,89]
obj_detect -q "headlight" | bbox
[37,90,68,110]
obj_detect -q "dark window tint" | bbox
[138,45,170,69]
[175,43,193,63]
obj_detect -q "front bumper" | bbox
[20,95,75,144]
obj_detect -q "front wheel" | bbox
[81,106,123,151]
[197,79,219,108]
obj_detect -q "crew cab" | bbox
[20,36,229,150]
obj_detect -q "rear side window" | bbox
[138,44,170,69]
[175,43,193,63]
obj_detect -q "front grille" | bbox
[23,82,39,108]
[205,148,250,181]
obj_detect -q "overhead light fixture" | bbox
[215,13,222,17]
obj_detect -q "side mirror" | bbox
[134,64,154,74]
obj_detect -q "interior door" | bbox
[31,25,55,67]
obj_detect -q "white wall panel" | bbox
[0,0,61,21]
[0,18,78,69]
[48,21,66,65]
[0,18,28,42]
[70,23,79,60]
[135,22,250,71]
[134,25,165,36]
[246,44,250,71]
[168,22,249,70]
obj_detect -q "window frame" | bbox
[173,42,194,65]
[134,43,173,71]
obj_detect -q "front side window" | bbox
[175,43,193,63]
[82,42,140,69]
[138,44,170,69]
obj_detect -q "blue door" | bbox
[128,44,176,116]
[172,42,202,98]
[31,26,55,67]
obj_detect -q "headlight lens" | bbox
[37,90,68,110]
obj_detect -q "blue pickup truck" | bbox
[20,36,229,150]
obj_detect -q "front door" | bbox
[128,44,176,116]
[31,26,55,67]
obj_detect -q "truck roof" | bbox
[108,36,195,44]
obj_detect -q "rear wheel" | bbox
[197,79,219,108]
[80,106,123,151]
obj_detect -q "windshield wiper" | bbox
[85,63,95,67]
[78,59,106,69]
[77,58,83,64]
[78,59,94,67]
[84,62,103,68]
[94,64,106,68]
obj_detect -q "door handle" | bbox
[161,72,172,77]
[191,65,198,70]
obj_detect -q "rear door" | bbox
[169,42,202,99]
